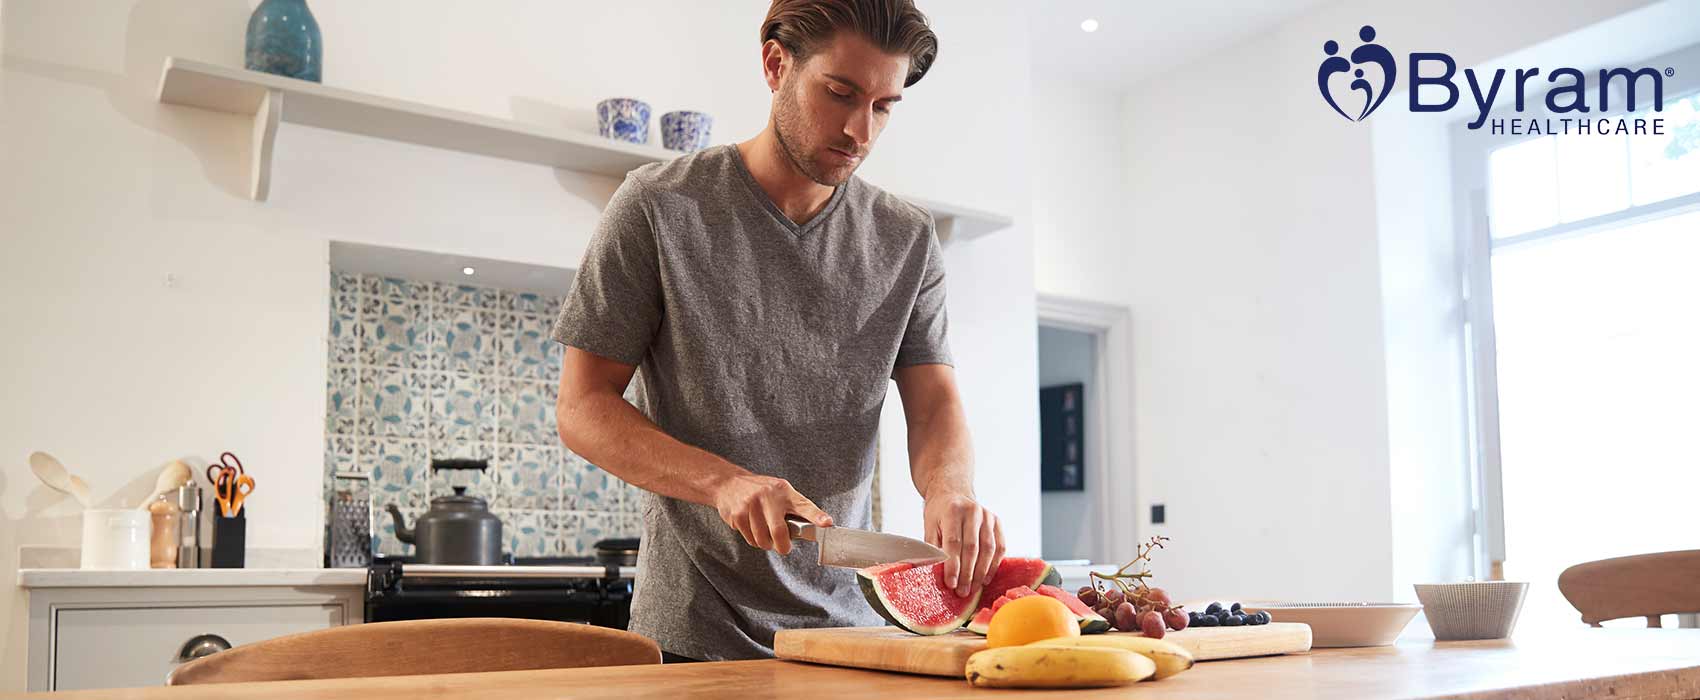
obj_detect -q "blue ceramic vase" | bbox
[245,0,322,83]
[661,111,713,152]
[597,98,652,144]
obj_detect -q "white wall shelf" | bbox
[155,57,1012,241]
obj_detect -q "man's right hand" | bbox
[713,473,833,555]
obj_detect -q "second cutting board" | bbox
[774,623,1312,677]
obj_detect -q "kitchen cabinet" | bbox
[23,576,363,692]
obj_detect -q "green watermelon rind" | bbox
[858,566,983,636]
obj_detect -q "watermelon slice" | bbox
[857,561,982,635]
[980,557,1061,603]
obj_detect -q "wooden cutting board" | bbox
[774,623,1312,677]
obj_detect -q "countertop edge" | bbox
[17,567,369,589]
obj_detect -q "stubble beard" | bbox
[772,76,858,187]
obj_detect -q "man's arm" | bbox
[895,362,1005,597]
[555,348,832,555]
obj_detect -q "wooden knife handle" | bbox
[785,516,817,542]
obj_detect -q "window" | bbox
[1463,47,1700,635]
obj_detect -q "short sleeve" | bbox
[551,177,663,366]
[893,227,953,371]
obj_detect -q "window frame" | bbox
[1451,41,1700,580]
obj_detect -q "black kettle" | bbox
[384,459,503,565]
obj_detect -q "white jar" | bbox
[81,509,152,569]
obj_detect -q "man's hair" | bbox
[760,0,939,87]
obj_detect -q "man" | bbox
[552,0,1003,663]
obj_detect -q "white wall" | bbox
[1029,80,1130,304]
[1031,0,1661,603]
[1037,326,1097,561]
[0,0,1038,690]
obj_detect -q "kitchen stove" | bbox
[365,555,636,629]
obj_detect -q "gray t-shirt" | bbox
[552,144,952,660]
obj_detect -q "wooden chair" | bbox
[167,618,661,685]
[1558,550,1700,627]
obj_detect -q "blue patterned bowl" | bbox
[660,111,714,152]
[597,98,651,144]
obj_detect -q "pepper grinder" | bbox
[176,482,202,568]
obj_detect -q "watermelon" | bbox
[980,557,1061,603]
[857,561,982,635]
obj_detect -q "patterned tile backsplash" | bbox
[325,272,642,558]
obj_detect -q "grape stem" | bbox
[1088,536,1182,613]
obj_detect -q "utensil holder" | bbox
[211,512,246,568]
[80,509,152,570]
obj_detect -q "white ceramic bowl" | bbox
[1413,582,1528,641]
[1241,602,1423,647]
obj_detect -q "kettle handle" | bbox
[432,458,488,472]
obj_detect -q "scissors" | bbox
[206,452,257,517]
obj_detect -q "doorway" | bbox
[1036,295,1134,566]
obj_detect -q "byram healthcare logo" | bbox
[1317,25,1675,135]
[1318,25,1397,122]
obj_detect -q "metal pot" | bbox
[594,537,639,567]
[384,459,503,565]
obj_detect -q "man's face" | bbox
[771,32,908,186]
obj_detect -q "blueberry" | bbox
[1196,614,1219,627]
[1230,602,1243,613]
[1205,602,1223,614]
[1222,614,1245,627]
[1214,612,1233,625]
[1256,611,1272,625]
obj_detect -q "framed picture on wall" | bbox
[1040,382,1084,491]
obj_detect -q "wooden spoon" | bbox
[138,460,193,510]
[29,451,91,508]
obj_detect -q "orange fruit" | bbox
[985,595,1081,648]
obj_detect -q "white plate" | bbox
[1241,602,1422,648]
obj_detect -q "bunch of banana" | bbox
[964,636,1196,689]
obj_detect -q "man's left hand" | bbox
[923,492,1006,597]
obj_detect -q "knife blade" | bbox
[785,517,947,569]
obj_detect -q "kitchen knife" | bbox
[785,517,947,569]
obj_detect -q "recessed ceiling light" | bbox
[1080,18,1100,33]
[461,266,476,276]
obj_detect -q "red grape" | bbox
[1146,587,1172,607]
[1138,610,1166,639]
[1078,588,1100,607]
[1114,602,1137,632]
[1163,608,1189,631]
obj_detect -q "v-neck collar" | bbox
[727,144,849,237]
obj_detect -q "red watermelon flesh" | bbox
[968,586,1042,634]
[857,561,982,636]
[979,557,1061,605]
[991,585,1039,612]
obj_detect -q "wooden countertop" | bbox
[13,629,1700,699]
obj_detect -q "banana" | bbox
[1032,635,1197,680]
[964,646,1155,689]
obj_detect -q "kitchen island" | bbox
[10,629,1700,699]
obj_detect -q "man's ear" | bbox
[761,39,789,93]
